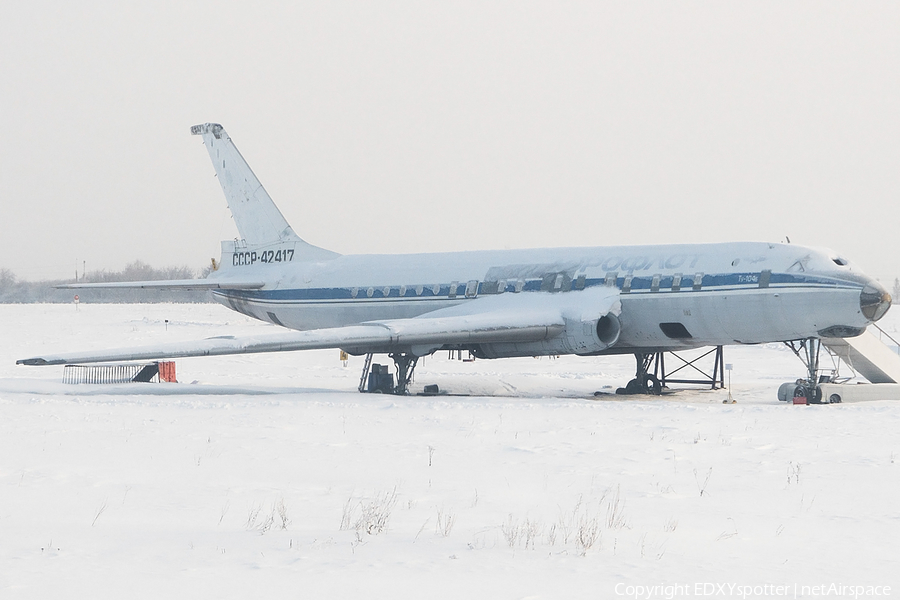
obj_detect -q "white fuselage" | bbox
[207,240,884,356]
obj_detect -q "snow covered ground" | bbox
[1,303,898,599]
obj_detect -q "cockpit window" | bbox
[832,257,848,266]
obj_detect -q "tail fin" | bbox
[191,123,338,260]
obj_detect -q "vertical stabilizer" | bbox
[191,123,338,260]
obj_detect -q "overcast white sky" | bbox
[2,1,898,281]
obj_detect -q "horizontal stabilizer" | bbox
[55,279,265,290]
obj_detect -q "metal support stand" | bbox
[615,346,726,395]
[653,345,725,390]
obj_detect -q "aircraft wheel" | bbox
[829,393,842,403]
[624,379,642,395]
[643,374,662,395]
[813,386,823,404]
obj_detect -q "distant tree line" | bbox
[0,261,212,303]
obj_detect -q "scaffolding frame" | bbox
[651,346,725,390]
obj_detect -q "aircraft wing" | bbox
[17,286,619,366]
[55,279,265,290]
[17,311,563,366]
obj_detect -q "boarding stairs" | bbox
[821,324,900,384]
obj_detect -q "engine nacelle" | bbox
[474,312,621,359]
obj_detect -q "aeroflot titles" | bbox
[595,254,701,272]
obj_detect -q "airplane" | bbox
[17,123,893,399]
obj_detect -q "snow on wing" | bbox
[17,286,620,366]
[16,311,565,365]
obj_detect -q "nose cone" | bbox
[861,281,892,322]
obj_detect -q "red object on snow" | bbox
[158,361,177,383]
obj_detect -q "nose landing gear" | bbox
[783,337,841,404]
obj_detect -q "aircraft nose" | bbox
[860,280,892,322]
